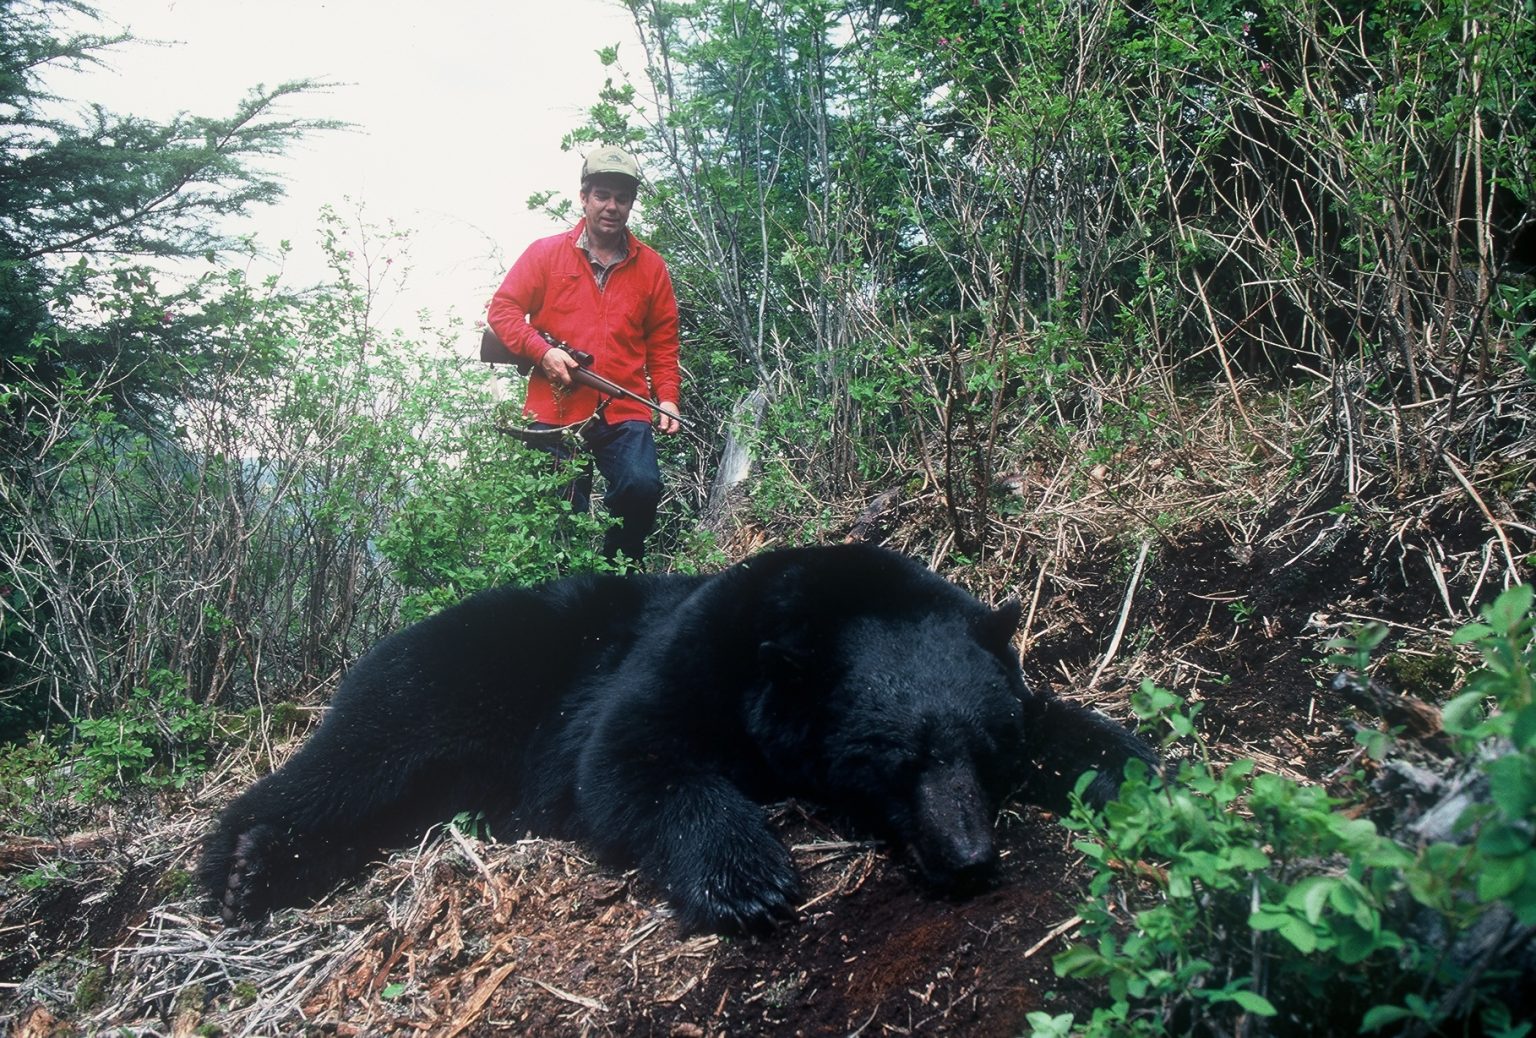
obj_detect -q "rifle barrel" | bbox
[562,353,690,427]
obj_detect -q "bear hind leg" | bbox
[201,793,386,923]
[201,744,469,921]
[206,823,306,923]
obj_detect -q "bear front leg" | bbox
[1019,693,1159,812]
[577,754,801,935]
[668,785,803,935]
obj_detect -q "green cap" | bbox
[581,146,641,186]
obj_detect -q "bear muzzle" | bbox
[908,759,999,890]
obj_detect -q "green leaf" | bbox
[1277,916,1318,953]
[1513,708,1536,751]
[1230,991,1278,1016]
[1052,944,1108,978]
[1332,816,1382,848]
[1476,854,1528,902]
[1442,691,1488,733]
[1221,845,1272,871]
[1327,879,1372,928]
[1335,922,1386,964]
[1484,752,1536,821]
[1477,823,1533,858]
[1452,622,1495,646]
[1287,876,1337,924]
[1249,909,1289,932]
[1361,1004,1416,1031]
[1025,1012,1076,1038]
[1167,870,1194,898]
[1360,842,1414,870]
[1485,585,1534,635]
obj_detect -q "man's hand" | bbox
[539,347,581,387]
[657,402,682,436]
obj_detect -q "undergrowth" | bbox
[1032,585,1535,1037]
[0,668,217,825]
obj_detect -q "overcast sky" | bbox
[58,0,643,335]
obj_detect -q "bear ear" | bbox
[975,596,1022,652]
[759,640,812,685]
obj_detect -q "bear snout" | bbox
[909,759,999,889]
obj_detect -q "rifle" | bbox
[479,327,689,428]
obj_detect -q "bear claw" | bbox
[670,836,802,936]
[216,828,269,923]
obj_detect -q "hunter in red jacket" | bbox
[486,146,682,566]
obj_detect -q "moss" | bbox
[156,867,196,900]
[266,702,307,734]
[174,982,211,1033]
[175,982,207,1013]
[231,700,310,740]
[1377,651,1460,702]
[74,963,109,1012]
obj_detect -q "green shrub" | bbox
[375,426,614,623]
[70,669,214,802]
[0,733,62,828]
[1033,585,1534,1037]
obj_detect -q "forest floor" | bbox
[2,405,1531,1036]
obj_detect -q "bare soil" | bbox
[1,485,1528,1037]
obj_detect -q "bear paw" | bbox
[668,827,802,936]
[217,826,276,924]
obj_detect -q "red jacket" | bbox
[487,221,681,426]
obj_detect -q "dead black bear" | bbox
[201,543,1155,934]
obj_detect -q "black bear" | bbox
[201,544,1155,934]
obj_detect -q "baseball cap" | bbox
[581,146,641,186]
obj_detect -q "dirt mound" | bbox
[5,810,1088,1036]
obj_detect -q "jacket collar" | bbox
[569,219,643,262]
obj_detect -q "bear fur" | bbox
[201,543,1155,934]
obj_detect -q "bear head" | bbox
[747,588,1027,892]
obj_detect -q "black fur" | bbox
[201,544,1156,934]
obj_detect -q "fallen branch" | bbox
[1090,539,1152,687]
[1024,915,1084,959]
[1442,452,1522,590]
[0,831,113,870]
[437,962,516,1038]
[527,976,608,1012]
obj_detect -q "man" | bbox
[486,146,682,566]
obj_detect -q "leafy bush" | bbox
[1032,585,1535,1037]
[1,668,216,817]
[1,667,219,818]
[376,424,614,623]
[0,734,63,830]
[69,669,215,803]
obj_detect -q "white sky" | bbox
[55,0,643,336]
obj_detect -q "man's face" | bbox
[581,176,636,239]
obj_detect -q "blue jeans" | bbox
[530,418,662,565]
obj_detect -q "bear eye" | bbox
[841,738,918,777]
